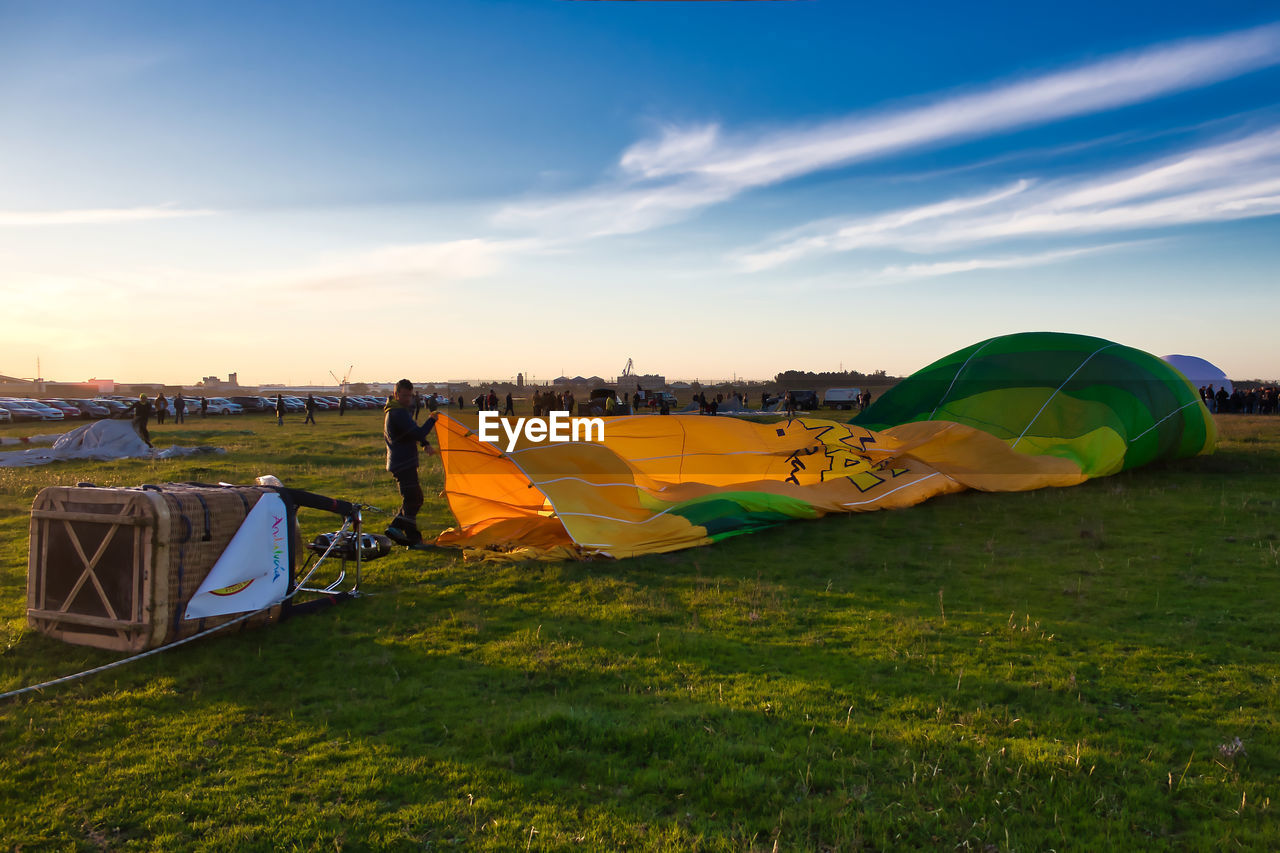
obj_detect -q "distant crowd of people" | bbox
[431,385,877,418]
[468,389,522,415]
[1199,385,1278,415]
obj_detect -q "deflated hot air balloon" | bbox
[431,332,1215,560]
[1161,353,1234,396]
[855,331,1217,478]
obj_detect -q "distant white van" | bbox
[823,388,862,409]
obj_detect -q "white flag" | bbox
[184,492,290,619]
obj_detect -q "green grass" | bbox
[1,411,1278,850]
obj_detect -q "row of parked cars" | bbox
[0,394,390,423]
[235,395,392,414]
[0,396,232,422]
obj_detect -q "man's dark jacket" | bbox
[384,399,437,474]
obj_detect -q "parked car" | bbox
[822,388,862,410]
[66,399,112,418]
[281,396,306,413]
[0,408,11,424]
[633,390,678,410]
[230,395,272,413]
[788,390,820,410]
[0,400,55,421]
[92,398,132,418]
[203,397,243,415]
[39,399,82,419]
[15,399,65,420]
[580,388,630,417]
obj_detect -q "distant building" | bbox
[619,373,666,389]
[197,374,241,390]
[47,379,116,396]
[0,375,116,396]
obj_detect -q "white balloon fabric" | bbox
[0,420,224,467]
[1161,354,1234,395]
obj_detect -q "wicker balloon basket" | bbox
[27,484,295,652]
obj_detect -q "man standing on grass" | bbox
[304,394,317,425]
[383,378,438,547]
[275,394,285,427]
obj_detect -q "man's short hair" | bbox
[395,379,413,392]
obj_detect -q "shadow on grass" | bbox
[2,413,1278,848]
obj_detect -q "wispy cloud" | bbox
[273,237,529,291]
[736,181,1034,271]
[496,22,1280,239]
[493,178,740,239]
[0,206,215,226]
[737,127,1280,268]
[0,238,532,307]
[875,244,1137,282]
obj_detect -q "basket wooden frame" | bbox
[27,485,281,652]
[27,489,172,651]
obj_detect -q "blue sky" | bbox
[1,1,1278,385]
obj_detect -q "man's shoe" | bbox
[385,525,412,546]
[386,516,423,547]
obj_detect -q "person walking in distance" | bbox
[126,394,154,448]
[304,394,317,425]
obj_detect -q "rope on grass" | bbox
[0,607,269,701]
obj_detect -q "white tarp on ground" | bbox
[0,434,62,447]
[0,420,224,467]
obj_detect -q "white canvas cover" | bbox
[185,492,290,618]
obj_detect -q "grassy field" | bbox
[0,409,1277,850]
